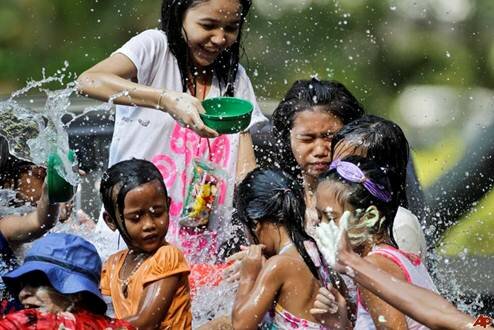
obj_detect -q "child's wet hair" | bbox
[272,78,365,181]
[318,156,399,248]
[160,0,252,96]
[236,168,320,279]
[100,159,168,237]
[331,115,410,208]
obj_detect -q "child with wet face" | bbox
[99,159,192,329]
[313,156,437,329]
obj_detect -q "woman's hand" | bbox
[310,284,350,329]
[159,91,218,138]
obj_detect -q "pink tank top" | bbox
[354,246,437,330]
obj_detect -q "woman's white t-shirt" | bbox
[95,29,266,261]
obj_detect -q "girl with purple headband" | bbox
[313,155,437,330]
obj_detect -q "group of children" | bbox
[0,0,483,329]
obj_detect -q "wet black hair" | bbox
[160,0,252,96]
[236,168,320,279]
[272,78,365,182]
[318,155,399,247]
[331,115,410,208]
[100,159,168,242]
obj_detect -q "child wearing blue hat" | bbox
[0,232,133,329]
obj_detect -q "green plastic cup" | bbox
[47,150,76,203]
[200,97,253,134]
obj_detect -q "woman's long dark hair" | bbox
[272,78,365,182]
[331,115,410,208]
[160,0,252,96]
[236,168,320,279]
[319,156,400,248]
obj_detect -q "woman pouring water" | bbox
[77,0,266,261]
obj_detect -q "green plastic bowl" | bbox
[200,97,253,134]
[47,150,76,203]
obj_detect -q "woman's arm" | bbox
[0,184,59,244]
[77,54,217,138]
[232,245,284,330]
[124,274,182,329]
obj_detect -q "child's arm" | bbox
[124,274,181,329]
[232,245,284,330]
[0,184,59,244]
[77,54,217,138]
[335,229,476,330]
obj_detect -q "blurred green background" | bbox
[1,0,493,255]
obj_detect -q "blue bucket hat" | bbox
[2,232,106,314]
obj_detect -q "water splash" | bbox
[0,67,78,186]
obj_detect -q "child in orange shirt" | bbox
[99,159,192,329]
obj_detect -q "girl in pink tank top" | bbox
[315,156,436,329]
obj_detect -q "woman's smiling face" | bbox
[182,0,242,68]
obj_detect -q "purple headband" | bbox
[329,159,392,203]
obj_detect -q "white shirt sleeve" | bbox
[393,206,427,258]
[235,65,268,129]
[112,29,169,86]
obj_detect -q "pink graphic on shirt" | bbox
[159,123,235,261]
[168,123,231,207]
[169,199,183,217]
[210,135,230,168]
[170,124,208,167]
[217,179,227,205]
[151,154,177,188]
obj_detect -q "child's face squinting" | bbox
[290,108,343,179]
[182,0,242,68]
[123,180,169,253]
[315,180,347,226]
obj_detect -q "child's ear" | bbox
[102,211,117,232]
[166,197,172,209]
[361,206,383,228]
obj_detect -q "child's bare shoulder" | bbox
[264,255,306,277]
[364,253,407,281]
